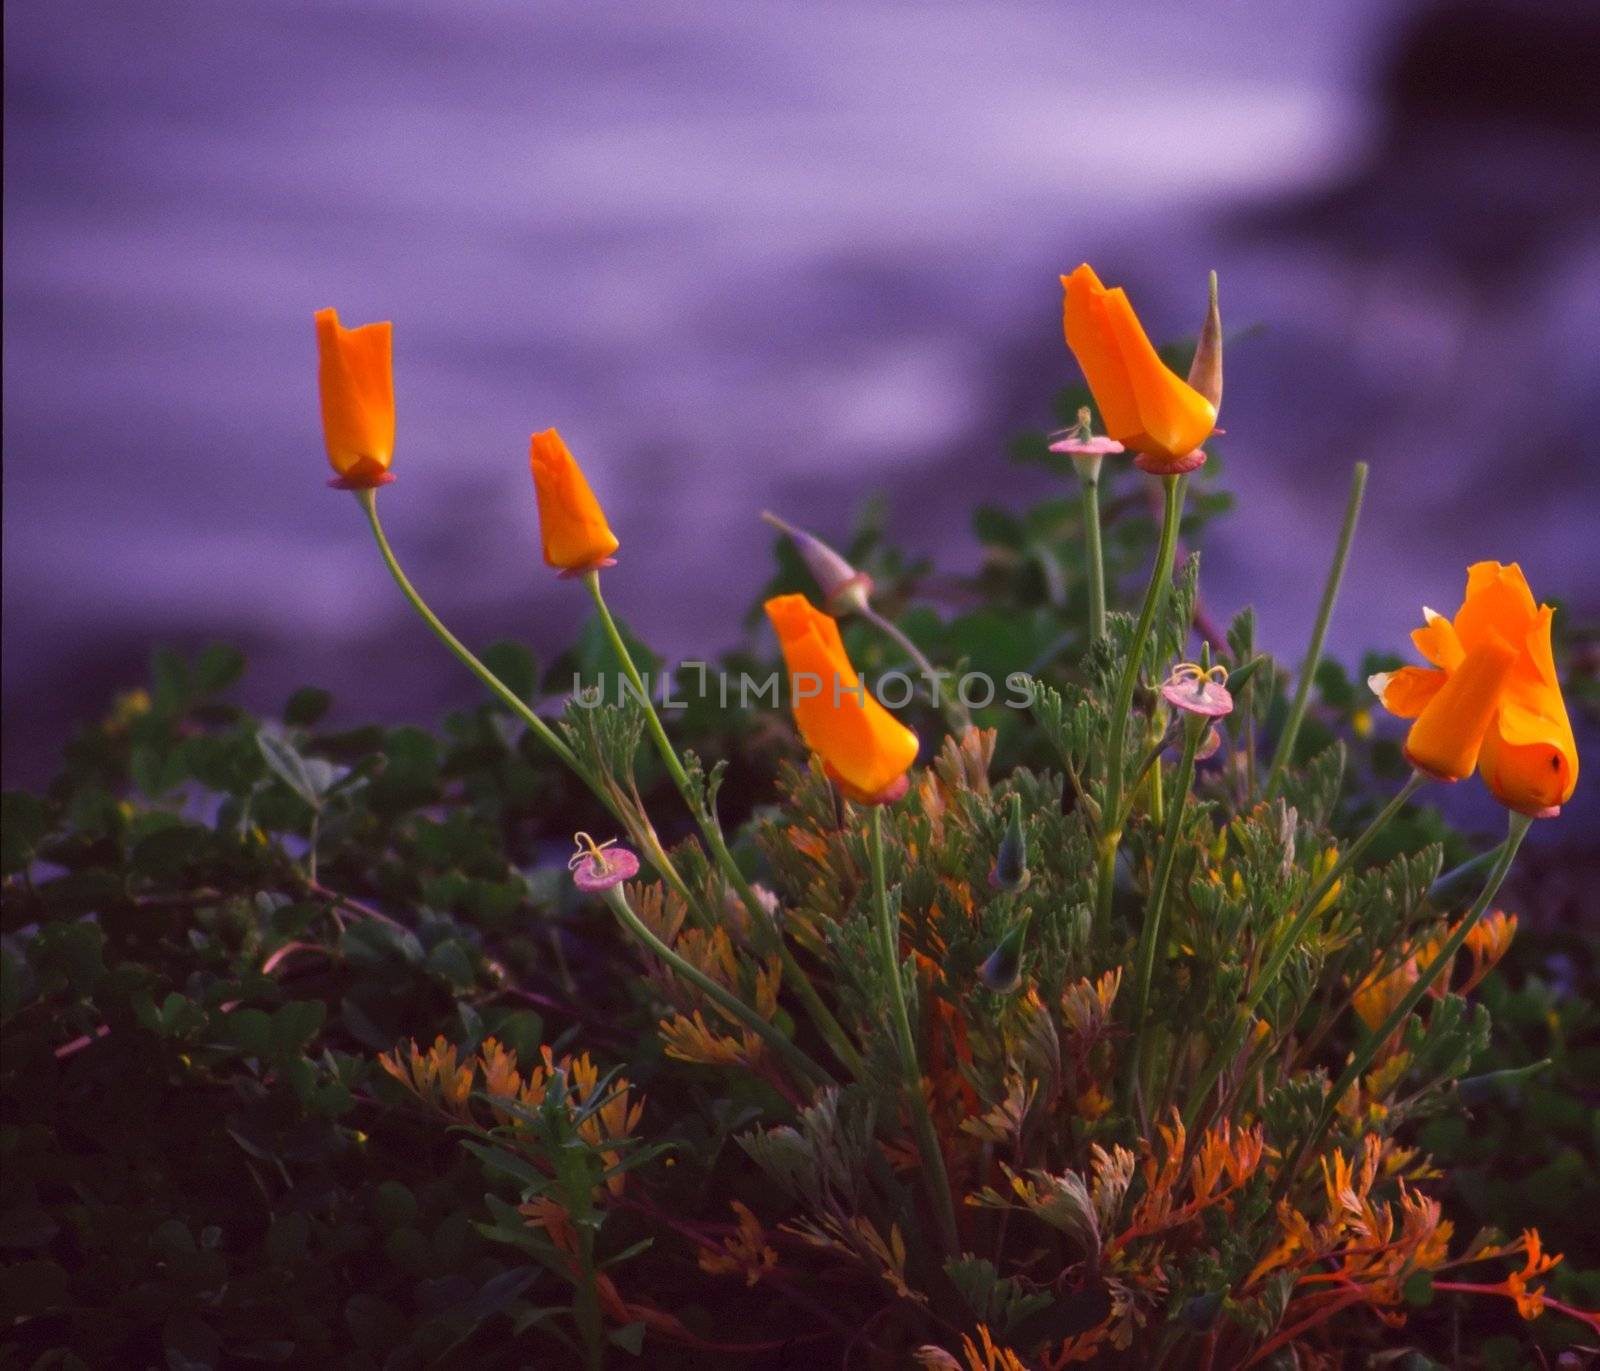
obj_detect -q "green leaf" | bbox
[427,940,476,990]
[195,643,246,694]
[344,1293,405,1354]
[371,1181,417,1232]
[256,731,321,810]
[269,1000,327,1058]
[33,921,106,993]
[284,686,333,726]
[1,791,47,874]
[1403,1269,1434,1306]
[150,647,192,714]
[224,1008,272,1056]
[489,1009,543,1060]
[481,641,539,704]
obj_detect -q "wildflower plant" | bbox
[1,271,1594,1368]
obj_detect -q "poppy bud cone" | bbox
[761,511,873,615]
[1187,270,1223,412]
[979,913,1032,994]
[989,792,1029,891]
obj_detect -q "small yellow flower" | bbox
[1353,958,1419,1035]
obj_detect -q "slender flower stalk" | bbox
[1049,411,1121,645]
[869,806,960,1255]
[357,492,715,927]
[597,881,835,1091]
[1183,769,1429,1128]
[1265,462,1368,800]
[1096,473,1186,929]
[1128,711,1205,1107]
[584,571,867,1081]
[856,602,972,734]
[1079,461,1107,643]
[357,489,585,779]
[1273,811,1534,1196]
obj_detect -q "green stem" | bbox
[358,489,586,778]
[1096,474,1186,930]
[584,571,867,1082]
[1078,465,1106,643]
[600,883,833,1089]
[359,490,706,923]
[858,603,972,735]
[1273,812,1532,1198]
[869,806,960,1256]
[1430,842,1506,905]
[1264,463,1367,800]
[1183,769,1428,1128]
[1128,713,1203,1107]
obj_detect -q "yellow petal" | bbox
[1454,561,1537,657]
[1403,640,1518,782]
[1062,265,1142,441]
[764,593,918,799]
[1099,287,1217,461]
[1371,666,1447,719]
[1410,610,1464,671]
[1478,700,1578,815]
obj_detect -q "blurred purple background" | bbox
[5,0,1598,834]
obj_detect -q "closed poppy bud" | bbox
[529,428,619,574]
[764,593,918,803]
[316,308,394,489]
[989,792,1029,891]
[1060,264,1217,473]
[1187,270,1223,411]
[979,912,1032,993]
[760,511,874,614]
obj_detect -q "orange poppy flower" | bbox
[1060,264,1217,471]
[315,308,394,488]
[1370,563,1577,815]
[529,428,619,573]
[764,593,918,803]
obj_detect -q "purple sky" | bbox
[5,0,1598,822]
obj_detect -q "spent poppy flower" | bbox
[567,832,639,892]
[530,428,619,574]
[764,593,918,803]
[1370,563,1577,816]
[1060,264,1217,473]
[315,308,395,489]
[1160,662,1234,718]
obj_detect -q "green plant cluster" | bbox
[3,440,1595,1369]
